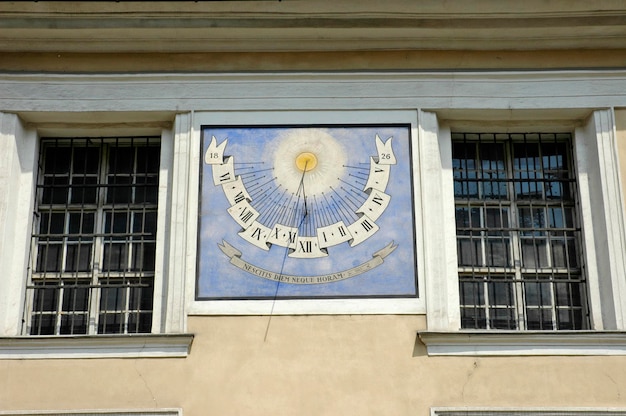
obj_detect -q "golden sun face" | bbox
[272,128,347,196]
[295,152,318,172]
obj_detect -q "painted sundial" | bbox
[197,125,417,299]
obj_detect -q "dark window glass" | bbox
[28,138,159,335]
[453,133,588,330]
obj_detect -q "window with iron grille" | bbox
[26,137,160,335]
[452,132,589,330]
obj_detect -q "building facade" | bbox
[2,1,626,415]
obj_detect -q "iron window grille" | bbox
[25,137,160,335]
[452,132,589,330]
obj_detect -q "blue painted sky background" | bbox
[197,125,417,299]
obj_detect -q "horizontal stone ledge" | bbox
[418,330,626,356]
[0,333,194,359]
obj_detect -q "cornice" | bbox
[0,1,625,53]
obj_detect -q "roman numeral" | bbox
[233,191,246,204]
[362,219,374,232]
[239,208,254,223]
[251,227,262,240]
[299,240,312,253]
[218,171,232,183]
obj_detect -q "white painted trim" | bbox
[0,114,36,336]
[189,110,425,315]
[575,110,626,330]
[0,410,181,416]
[0,110,188,339]
[163,114,193,333]
[0,334,193,359]
[419,331,626,356]
[150,126,173,333]
[419,112,461,330]
[431,407,626,416]
[575,119,605,330]
[591,110,626,328]
[425,108,626,336]
[3,71,626,113]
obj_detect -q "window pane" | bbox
[37,213,64,272]
[135,146,161,203]
[489,307,517,329]
[479,143,507,199]
[42,176,69,204]
[514,142,543,199]
[557,308,584,330]
[98,312,125,334]
[103,243,127,271]
[44,146,71,174]
[60,314,88,335]
[36,243,63,272]
[29,138,160,335]
[109,147,134,174]
[452,142,479,198]
[460,279,485,306]
[131,242,156,271]
[461,307,486,329]
[105,211,128,236]
[40,212,65,237]
[128,312,153,333]
[98,285,127,334]
[488,278,514,307]
[128,284,153,333]
[135,176,159,204]
[129,284,154,310]
[454,132,587,331]
[485,238,510,267]
[136,146,160,174]
[30,284,59,335]
[72,147,100,174]
[555,280,582,307]
[460,277,492,329]
[524,281,553,306]
[33,285,58,312]
[107,176,132,204]
[61,284,90,335]
[521,238,549,269]
[519,207,546,235]
[526,308,554,330]
[62,285,90,311]
[70,176,98,204]
[65,243,93,272]
[30,314,56,335]
[100,286,126,311]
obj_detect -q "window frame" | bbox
[452,132,587,331]
[25,136,162,336]
[419,108,626,355]
[0,111,192,358]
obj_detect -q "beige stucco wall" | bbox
[2,315,626,415]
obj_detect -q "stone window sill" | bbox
[0,333,194,359]
[418,331,626,356]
